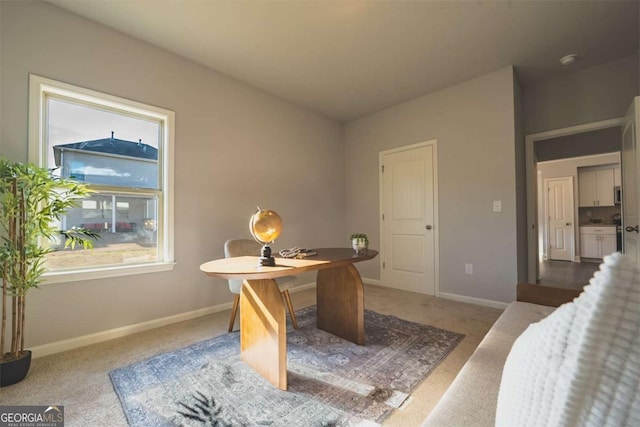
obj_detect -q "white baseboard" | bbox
[30,303,232,359]
[31,281,317,359]
[289,281,316,293]
[364,279,508,309]
[362,277,382,286]
[437,292,509,310]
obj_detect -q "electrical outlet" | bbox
[493,200,502,212]
[465,263,473,275]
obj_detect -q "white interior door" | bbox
[622,97,640,265]
[545,177,575,261]
[380,142,436,295]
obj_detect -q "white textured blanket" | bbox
[496,253,640,427]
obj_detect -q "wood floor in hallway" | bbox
[538,259,600,289]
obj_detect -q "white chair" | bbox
[223,239,299,332]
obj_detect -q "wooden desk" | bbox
[200,247,378,390]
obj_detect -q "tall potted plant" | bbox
[0,158,97,386]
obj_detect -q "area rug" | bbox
[109,306,464,426]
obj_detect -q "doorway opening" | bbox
[526,119,624,289]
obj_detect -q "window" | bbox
[29,75,174,282]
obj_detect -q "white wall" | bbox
[345,66,519,304]
[522,54,639,135]
[0,1,345,348]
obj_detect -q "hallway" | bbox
[538,259,600,290]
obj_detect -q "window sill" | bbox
[42,261,176,284]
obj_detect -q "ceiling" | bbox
[48,0,639,122]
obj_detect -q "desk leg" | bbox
[316,264,365,345]
[240,279,287,390]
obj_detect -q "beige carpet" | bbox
[0,284,503,426]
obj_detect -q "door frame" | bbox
[379,139,439,296]
[526,118,625,283]
[621,97,640,263]
[543,176,575,262]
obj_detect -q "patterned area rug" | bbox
[110,306,463,426]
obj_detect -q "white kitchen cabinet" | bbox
[580,226,617,259]
[614,166,622,187]
[601,235,617,257]
[581,234,599,258]
[578,168,615,207]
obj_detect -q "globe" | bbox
[249,208,282,244]
[249,207,282,266]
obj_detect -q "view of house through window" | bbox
[29,75,174,277]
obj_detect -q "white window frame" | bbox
[28,74,175,283]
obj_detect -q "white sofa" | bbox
[424,252,640,427]
[422,284,582,426]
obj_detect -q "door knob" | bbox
[425,225,432,230]
[625,225,639,233]
[566,222,572,226]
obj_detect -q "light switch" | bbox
[465,263,473,275]
[493,200,502,212]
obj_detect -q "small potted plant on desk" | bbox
[0,158,98,387]
[350,233,369,254]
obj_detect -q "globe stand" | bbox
[258,244,276,267]
[250,207,281,267]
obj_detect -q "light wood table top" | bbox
[200,247,378,280]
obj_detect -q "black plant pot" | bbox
[0,350,32,387]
